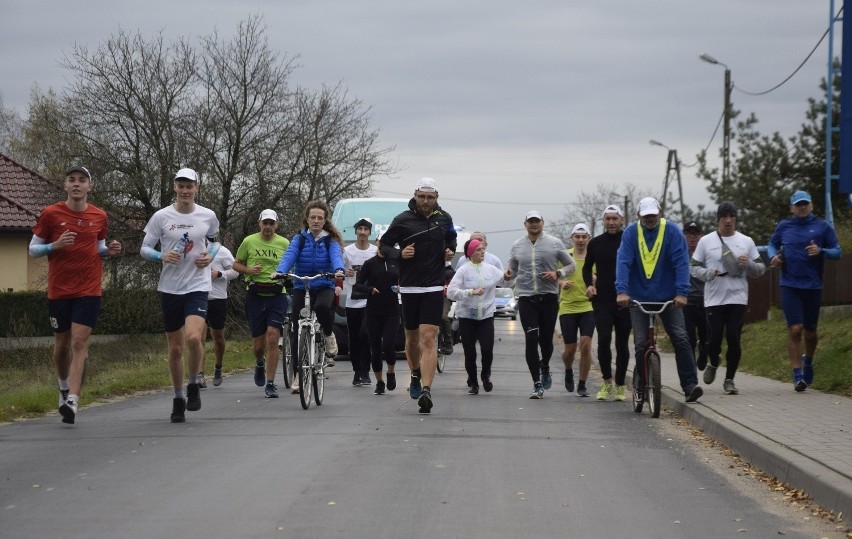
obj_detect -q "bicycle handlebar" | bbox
[271,272,338,282]
[629,299,674,315]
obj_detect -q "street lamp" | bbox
[648,139,685,220]
[700,53,732,185]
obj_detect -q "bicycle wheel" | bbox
[436,334,446,373]
[631,368,644,414]
[313,338,325,406]
[648,351,662,418]
[280,322,292,388]
[298,327,312,410]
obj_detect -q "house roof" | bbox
[0,153,64,232]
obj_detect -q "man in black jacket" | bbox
[582,204,632,402]
[379,178,457,413]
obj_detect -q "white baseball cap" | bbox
[603,204,624,217]
[637,197,661,216]
[259,209,278,222]
[415,177,438,193]
[571,223,591,235]
[525,210,543,221]
[174,168,199,182]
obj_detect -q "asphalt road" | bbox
[0,319,835,538]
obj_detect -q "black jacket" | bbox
[379,198,457,288]
[354,254,400,314]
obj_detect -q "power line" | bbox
[734,6,843,96]
[681,110,724,168]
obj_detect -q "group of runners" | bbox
[31,167,841,423]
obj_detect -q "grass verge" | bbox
[0,334,258,423]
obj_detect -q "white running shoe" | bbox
[324,334,338,357]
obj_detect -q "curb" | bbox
[661,384,852,520]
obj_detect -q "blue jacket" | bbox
[276,229,345,291]
[767,214,841,289]
[615,220,691,301]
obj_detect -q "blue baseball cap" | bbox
[790,190,812,205]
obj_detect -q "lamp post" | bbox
[700,53,732,185]
[649,139,685,220]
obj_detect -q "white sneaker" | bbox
[324,334,338,357]
[59,397,77,424]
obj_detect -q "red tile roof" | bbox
[0,153,63,232]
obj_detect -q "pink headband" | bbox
[466,239,482,258]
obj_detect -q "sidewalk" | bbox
[656,351,852,520]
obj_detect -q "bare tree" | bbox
[0,93,22,156]
[558,182,648,238]
[193,15,299,234]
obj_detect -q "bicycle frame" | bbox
[288,273,336,409]
[630,300,673,418]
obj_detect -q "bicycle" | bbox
[436,332,448,373]
[274,272,337,409]
[629,300,673,419]
[278,309,294,388]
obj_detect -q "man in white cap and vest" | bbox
[615,197,702,403]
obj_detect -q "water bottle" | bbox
[173,233,189,256]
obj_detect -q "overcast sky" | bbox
[1,1,836,261]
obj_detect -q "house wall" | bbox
[0,234,44,292]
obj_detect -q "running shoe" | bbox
[386,372,397,391]
[361,372,372,385]
[696,354,708,371]
[254,359,266,387]
[723,378,738,395]
[197,372,207,389]
[468,384,479,395]
[186,382,201,411]
[418,387,433,414]
[802,355,814,386]
[482,377,493,392]
[686,385,703,402]
[59,396,77,424]
[794,373,807,392]
[353,373,362,386]
[577,382,589,398]
[324,334,338,357]
[529,383,544,399]
[596,383,613,401]
[540,369,552,390]
[409,373,422,400]
[375,380,386,395]
[326,357,336,367]
[170,398,186,423]
[564,369,574,392]
[703,363,718,385]
[265,382,279,398]
[613,385,627,401]
[212,368,223,387]
[59,388,69,408]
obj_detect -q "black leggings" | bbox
[290,288,335,353]
[517,294,559,383]
[706,303,746,380]
[366,311,399,372]
[592,301,632,385]
[683,303,708,363]
[458,317,495,385]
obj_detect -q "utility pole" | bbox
[649,140,686,221]
[700,53,732,185]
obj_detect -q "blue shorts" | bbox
[160,291,209,333]
[48,296,101,333]
[207,298,227,330]
[780,285,822,331]
[559,311,596,344]
[245,293,288,338]
[400,291,444,330]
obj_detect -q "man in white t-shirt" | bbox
[141,168,220,422]
[689,201,765,395]
[343,219,379,386]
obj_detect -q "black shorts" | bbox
[559,311,596,344]
[48,296,101,333]
[207,298,227,330]
[160,291,209,333]
[245,293,288,338]
[401,291,444,330]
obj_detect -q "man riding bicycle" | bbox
[615,197,702,403]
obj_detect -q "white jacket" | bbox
[447,262,509,320]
